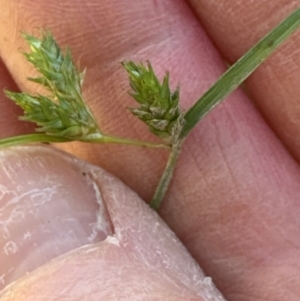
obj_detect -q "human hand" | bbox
[1,1,300,300]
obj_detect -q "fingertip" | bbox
[0,145,113,290]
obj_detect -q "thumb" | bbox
[0,146,224,300]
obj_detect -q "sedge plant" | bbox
[1,8,300,209]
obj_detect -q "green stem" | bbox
[82,135,169,149]
[0,133,169,149]
[181,7,300,138]
[151,8,300,210]
[0,133,71,147]
[150,143,182,210]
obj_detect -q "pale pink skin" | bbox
[0,146,222,300]
[1,0,300,300]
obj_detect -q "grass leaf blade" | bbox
[181,8,300,138]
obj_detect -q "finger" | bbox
[1,2,300,301]
[0,146,112,290]
[0,59,33,138]
[188,0,300,162]
[0,146,222,301]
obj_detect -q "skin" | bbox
[0,0,300,300]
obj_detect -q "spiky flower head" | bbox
[123,61,184,145]
[5,30,101,139]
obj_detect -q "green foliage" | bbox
[123,61,185,145]
[5,31,101,139]
[2,6,300,210]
